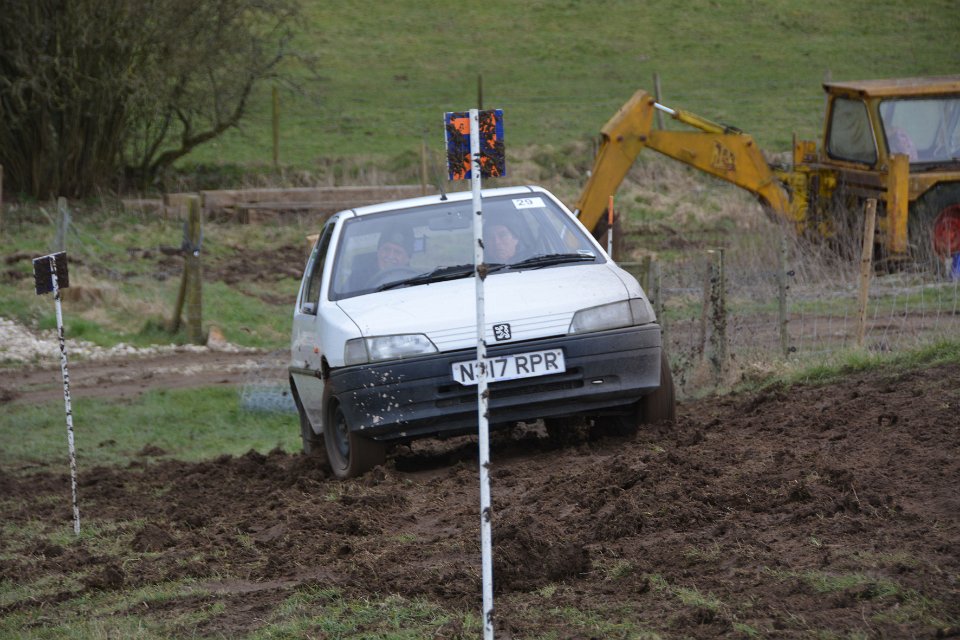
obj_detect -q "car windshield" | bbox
[329,193,601,300]
[879,96,960,164]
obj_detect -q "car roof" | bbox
[823,76,960,98]
[343,185,547,218]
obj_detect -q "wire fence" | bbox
[239,350,297,414]
[622,223,960,397]
[241,221,960,412]
[21,197,958,409]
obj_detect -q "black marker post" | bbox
[33,251,80,535]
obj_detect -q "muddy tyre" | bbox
[324,404,386,480]
[909,184,960,273]
[639,350,677,424]
[545,416,590,445]
[590,349,677,438]
[590,404,641,439]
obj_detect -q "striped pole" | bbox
[50,257,80,535]
[470,108,495,640]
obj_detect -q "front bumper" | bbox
[319,324,662,442]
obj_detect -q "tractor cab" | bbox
[822,76,960,168]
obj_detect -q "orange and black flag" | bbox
[444,109,505,181]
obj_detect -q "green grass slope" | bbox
[187,0,960,168]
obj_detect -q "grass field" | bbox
[185,0,960,171]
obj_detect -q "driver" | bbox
[375,226,413,271]
[357,224,415,289]
[888,127,919,161]
[346,224,415,292]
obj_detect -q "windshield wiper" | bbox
[375,254,597,290]
[505,252,597,270]
[375,263,476,291]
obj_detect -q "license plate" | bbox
[451,349,566,386]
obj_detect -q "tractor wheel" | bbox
[909,184,960,274]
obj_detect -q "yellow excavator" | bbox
[575,77,960,266]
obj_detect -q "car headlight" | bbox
[568,299,654,334]
[344,334,438,365]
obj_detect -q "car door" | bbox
[291,218,338,429]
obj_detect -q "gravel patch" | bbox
[0,316,256,365]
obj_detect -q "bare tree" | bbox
[0,0,298,198]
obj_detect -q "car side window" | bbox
[300,221,335,314]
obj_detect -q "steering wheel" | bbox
[367,267,420,288]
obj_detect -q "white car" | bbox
[289,185,674,478]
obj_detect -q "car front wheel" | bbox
[324,404,386,479]
[590,349,677,438]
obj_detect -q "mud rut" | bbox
[2,360,958,638]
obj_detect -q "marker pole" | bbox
[50,257,80,535]
[470,108,494,640]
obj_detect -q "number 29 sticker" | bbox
[512,197,545,209]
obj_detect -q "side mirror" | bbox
[301,302,317,315]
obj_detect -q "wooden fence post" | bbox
[653,72,665,130]
[272,86,280,172]
[56,197,70,251]
[641,255,652,291]
[420,140,428,195]
[697,255,712,361]
[856,199,877,348]
[170,267,187,334]
[185,196,204,344]
[709,248,728,384]
[171,196,204,343]
[652,259,664,335]
[777,231,790,358]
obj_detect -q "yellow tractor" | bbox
[575,76,960,270]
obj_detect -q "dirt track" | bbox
[2,359,958,637]
[0,350,276,405]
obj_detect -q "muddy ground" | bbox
[2,358,958,638]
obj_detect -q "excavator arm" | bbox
[574,90,798,234]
